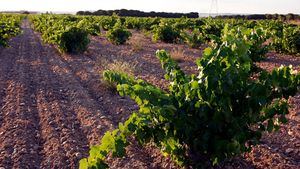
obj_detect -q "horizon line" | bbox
[1,9,300,16]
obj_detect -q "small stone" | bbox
[75,152,81,158]
[12,149,17,155]
[60,137,67,143]
[285,148,293,154]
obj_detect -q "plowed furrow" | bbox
[0,22,43,168]
[27,19,114,168]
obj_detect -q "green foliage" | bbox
[59,27,90,54]
[77,18,101,36]
[281,26,300,54]
[181,29,204,48]
[263,20,284,53]
[106,21,131,45]
[30,14,90,54]
[0,14,22,46]
[152,21,181,43]
[80,26,300,168]
[221,25,269,63]
[246,27,270,62]
[125,17,160,30]
[173,17,198,30]
[200,19,224,40]
[269,21,300,55]
[99,14,118,31]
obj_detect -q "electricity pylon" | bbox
[209,0,219,17]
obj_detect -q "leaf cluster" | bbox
[106,20,132,45]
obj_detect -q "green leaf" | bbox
[79,158,88,169]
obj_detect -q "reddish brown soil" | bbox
[0,20,299,169]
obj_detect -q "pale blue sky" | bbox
[0,0,299,14]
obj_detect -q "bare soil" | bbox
[0,20,299,169]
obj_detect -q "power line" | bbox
[209,0,219,17]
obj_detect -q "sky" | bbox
[0,0,299,14]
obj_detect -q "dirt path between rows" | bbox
[0,19,118,169]
[0,19,299,169]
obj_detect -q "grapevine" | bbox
[80,25,300,168]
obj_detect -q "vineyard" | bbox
[0,14,22,46]
[0,13,299,169]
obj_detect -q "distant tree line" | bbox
[216,13,300,20]
[76,9,199,18]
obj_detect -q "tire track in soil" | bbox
[23,20,106,168]
[0,19,115,169]
[0,37,19,127]
[0,21,44,168]
[26,20,116,168]
[25,22,75,168]
[31,35,97,168]
[31,28,115,139]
